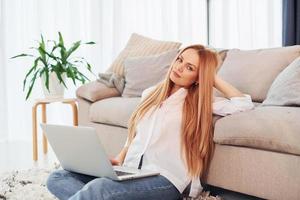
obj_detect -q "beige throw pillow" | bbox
[122,49,178,97]
[76,81,120,102]
[106,33,181,77]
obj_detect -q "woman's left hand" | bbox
[213,74,244,98]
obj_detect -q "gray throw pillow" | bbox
[262,56,300,106]
[122,49,178,97]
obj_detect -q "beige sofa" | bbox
[76,45,300,200]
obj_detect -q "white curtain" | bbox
[0,0,283,141]
[209,0,282,49]
[0,0,207,141]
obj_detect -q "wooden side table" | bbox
[32,98,78,161]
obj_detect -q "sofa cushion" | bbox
[106,33,181,77]
[122,49,178,97]
[215,45,300,102]
[76,81,120,102]
[262,56,300,106]
[213,106,300,155]
[89,97,140,128]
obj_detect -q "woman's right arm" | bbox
[110,146,128,165]
[117,146,129,164]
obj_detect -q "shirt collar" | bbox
[163,87,188,105]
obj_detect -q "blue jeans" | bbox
[46,169,182,200]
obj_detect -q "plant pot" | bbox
[41,72,66,99]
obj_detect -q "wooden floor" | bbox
[0,140,58,174]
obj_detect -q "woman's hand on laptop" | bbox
[109,158,120,166]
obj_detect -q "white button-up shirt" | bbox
[123,85,255,198]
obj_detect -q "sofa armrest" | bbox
[76,81,121,102]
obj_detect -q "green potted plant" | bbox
[11,32,95,100]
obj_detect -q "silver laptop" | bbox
[40,123,159,181]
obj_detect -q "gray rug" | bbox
[0,164,60,200]
[0,164,221,200]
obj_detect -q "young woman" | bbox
[46,45,254,200]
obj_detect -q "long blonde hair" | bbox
[123,45,220,179]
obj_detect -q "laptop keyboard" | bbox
[115,170,134,176]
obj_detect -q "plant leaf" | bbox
[10,54,34,59]
[77,70,90,82]
[25,69,40,100]
[38,46,47,63]
[66,41,81,60]
[45,68,49,91]
[86,62,92,72]
[39,34,46,61]
[39,47,59,61]
[54,70,67,88]
[40,67,50,91]
[40,34,45,46]
[77,73,86,84]
[50,45,59,54]
[58,32,64,46]
[57,32,67,63]
[66,67,76,85]
[85,41,95,45]
[23,57,40,91]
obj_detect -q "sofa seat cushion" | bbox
[213,106,300,155]
[90,97,141,128]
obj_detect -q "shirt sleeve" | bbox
[213,94,255,116]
